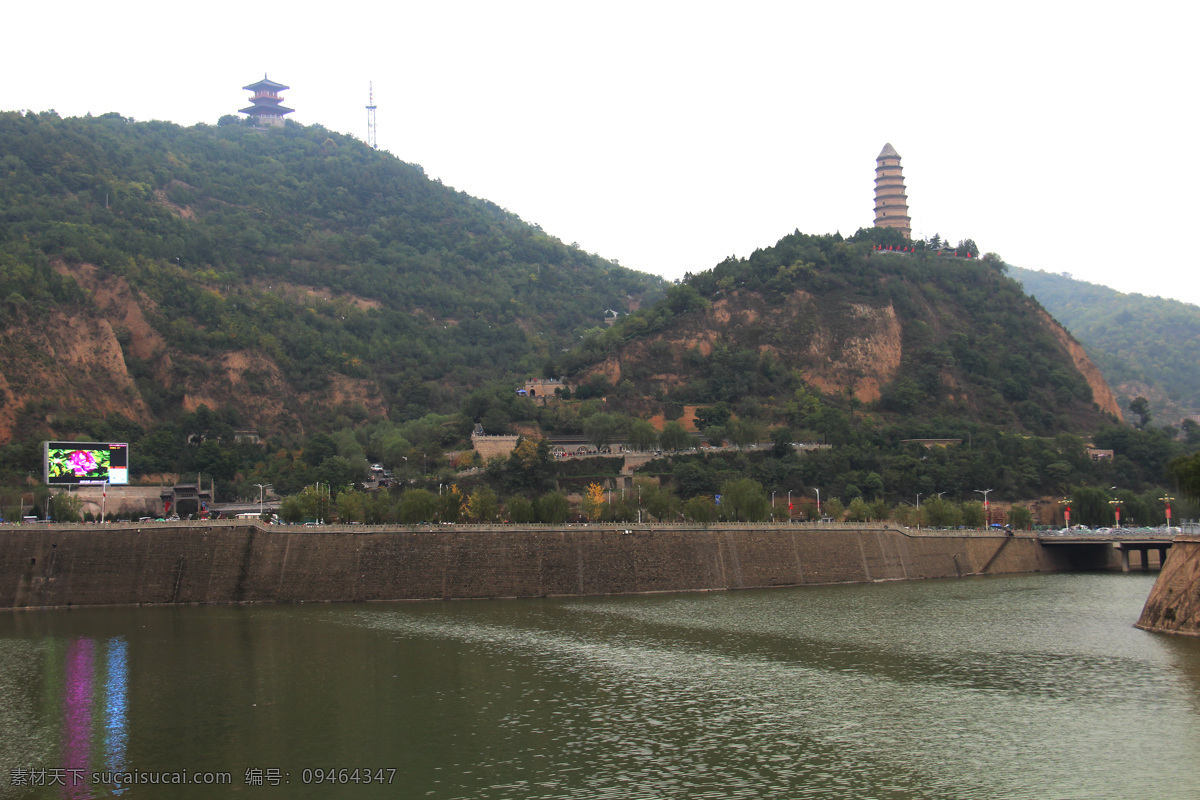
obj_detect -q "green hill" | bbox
[499,230,1191,516]
[560,230,1121,438]
[1010,266,1200,426]
[0,111,665,443]
[3,109,1190,518]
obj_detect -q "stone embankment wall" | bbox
[1137,534,1200,637]
[0,523,1082,610]
[470,434,520,460]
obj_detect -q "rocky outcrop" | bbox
[1037,309,1123,418]
[1137,534,1200,637]
[1,263,389,442]
[581,290,903,403]
[0,309,150,440]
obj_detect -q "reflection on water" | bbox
[1,574,1198,799]
[103,639,128,794]
[0,635,128,799]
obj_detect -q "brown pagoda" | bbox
[240,75,294,127]
[873,143,911,239]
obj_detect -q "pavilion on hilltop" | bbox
[240,75,293,127]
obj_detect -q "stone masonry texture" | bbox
[0,523,1086,610]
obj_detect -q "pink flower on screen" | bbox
[68,450,98,476]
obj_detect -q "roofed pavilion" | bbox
[240,75,294,127]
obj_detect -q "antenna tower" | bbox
[366,82,378,149]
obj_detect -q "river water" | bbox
[1,573,1198,800]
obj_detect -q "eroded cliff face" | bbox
[1037,309,1123,419]
[581,289,903,403]
[0,310,150,441]
[575,286,1121,433]
[802,302,902,403]
[0,262,388,443]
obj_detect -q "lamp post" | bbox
[1059,497,1073,529]
[255,483,272,517]
[812,488,819,521]
[1109,498,1124,528]
[974,489,993,527]
[1159,494,1175,529]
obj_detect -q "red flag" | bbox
[788,503,793,510]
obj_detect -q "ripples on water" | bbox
[350,574,1200,800]
[1,574,1198,799]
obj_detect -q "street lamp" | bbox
[1109,498,1124,528]
[1159,495,1175,528]
[1108,486,1124,528]
[255,483,272,517]
[812,487,820,521]
[974,489,993,527]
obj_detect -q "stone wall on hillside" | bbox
[471,434,520,460]
[0,523,1085,610]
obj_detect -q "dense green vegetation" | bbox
[0,110,663,410]
[1011,266,1200,422]
[561,228,1105,436]
[2,110,1194,522]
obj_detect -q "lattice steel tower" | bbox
[366,82,378,150]
[873,143,911,239]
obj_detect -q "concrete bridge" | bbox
[1036,530,1176,571]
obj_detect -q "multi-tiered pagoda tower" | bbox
[240,75,293,127]
[873,143,911,239]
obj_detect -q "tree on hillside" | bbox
[1129,396,1152,429]
[439,485,466,523]
[961,501,986,528]
[467,486,499,522]
[719,477,769,521]
[506,495,535,523]
[1182,419,1200,446]
[582,482,606,521]
[583,413,624,451]
[398,488,438,523]
[628,419,659,451]
[535,492,569,523]
[659,420,692,451]
[1008,505,1033,530]
[1169,452,1200,501]
[682,495,717,523]
[822,498,845,522]
[639,479,681,522]
[727,418,762,449]
[694,402,732,431]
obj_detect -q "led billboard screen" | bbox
[44,442,129,485]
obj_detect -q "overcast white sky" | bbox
[5,1,1198,306]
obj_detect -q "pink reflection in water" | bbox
[61,638,95,799]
